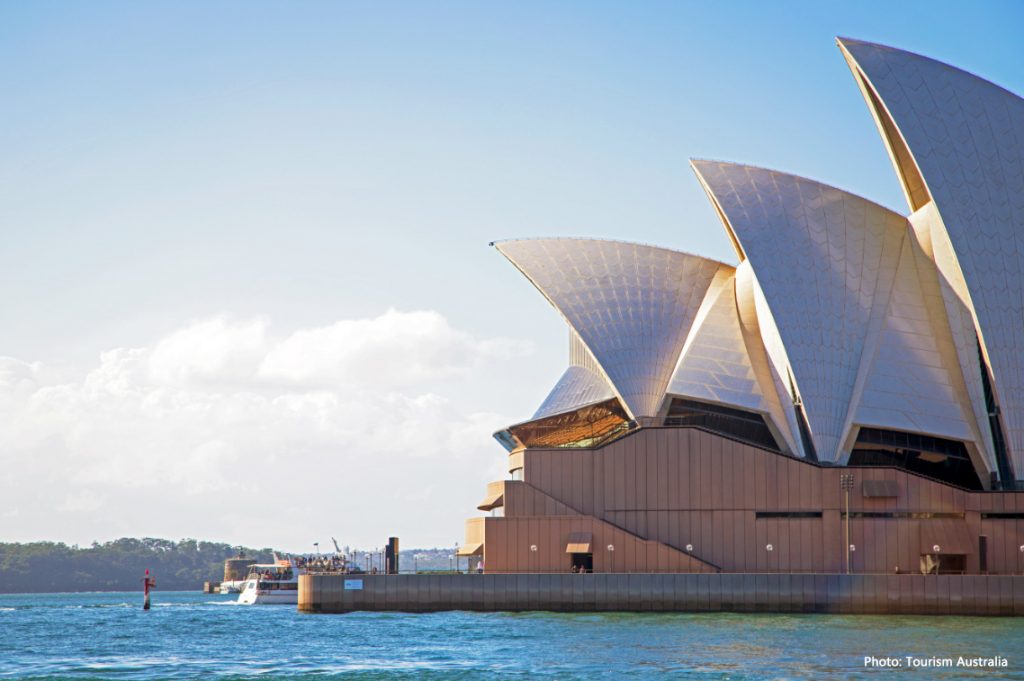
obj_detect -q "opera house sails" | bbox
[459,38,1024,577]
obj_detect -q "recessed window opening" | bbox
[665,398,780,451]
[849,427,982,489]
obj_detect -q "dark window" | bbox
[977,339,1018,489]
[842,512,965,519]
[665,398,779,451]
[926,554,966,575]
[787,373,817,461]
[755,511,823,519]
[848,427,982,490]
[980,512,1024,520]
[794,403,819,462]
[570,553,593,573]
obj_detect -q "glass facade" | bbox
[665,398,780,452]
[848,427,982,490]
[503,399,633,449]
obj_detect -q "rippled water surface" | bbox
[1,591,1021,679]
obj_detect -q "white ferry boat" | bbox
[218,579,247,594]
[237,557,303,605]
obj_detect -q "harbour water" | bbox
[1,591,1021,679]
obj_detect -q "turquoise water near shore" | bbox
[0,591,1021,679]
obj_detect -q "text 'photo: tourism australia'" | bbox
[301,36,1024,617]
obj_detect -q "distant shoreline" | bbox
[0,538,465,593]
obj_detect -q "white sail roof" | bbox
[839,37,1024,480]
[692,161,906,461]
[495,238,726,418]
[533,331,616,419]
[668,270,773,414]
[532,365,615,420]
[854,230,992,472]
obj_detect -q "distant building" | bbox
[460,38,1024,576]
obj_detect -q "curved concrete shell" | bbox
[666,267,797,454]
[533,331,615,420]
[853,228,995,477]
[839,37,1024,482]
[668,269,764,412]
[533,366,615,420]
[692,161,907,462]
[495,238,726,419]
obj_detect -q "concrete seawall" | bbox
[299,573,1024,616]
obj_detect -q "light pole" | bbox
[455,542,459,574]
[1019,545,1024,575]
[840,473,855,574]
[606,544,615,572]
[766,543,774,571]
[313,542,319,557]
[530,544,538,573]
[849,544,856,574]
[933,544,941,576]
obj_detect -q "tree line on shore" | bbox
[0,538,275,593]
[0,538,474,592]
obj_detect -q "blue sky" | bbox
[0,1,1021,550]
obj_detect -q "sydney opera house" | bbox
[459,38,1024,577]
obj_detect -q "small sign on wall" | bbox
[344,579,364,590]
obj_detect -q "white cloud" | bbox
[259,308,530,388]
[0,310,529,550]
[148,317,269,386]
[0,357,42,391]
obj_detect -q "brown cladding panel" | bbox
[699,436,712,510]
[788,458,803,511]
[766,452,779,509]
[480,429,1024,576]
[739,449,754,512]
[754,515,766,571]
[556,451,569,512]
[659,436,670,534]
[884,516,898,574]
[572,451,583,515]
[687,431,699,511]
[642,431,654,512]
[710,435,723,510]
[629,434,641,512]
[754,447,767,510]
[721,438,736,511]
[710,512,726,568]
[672,433,685,516]
[599,450,610,518]
[798,518,811,573]
[583,450,595,515]
[803,460,816,511]
[984,521,1004,574]
[731,510,745,572]
[617,435,629,512]
[747,510,759,572]
[914,471,929,511]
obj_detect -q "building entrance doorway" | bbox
[571,553,593,573]
[920,553,966,575]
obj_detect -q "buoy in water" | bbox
[142,569,156,610]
